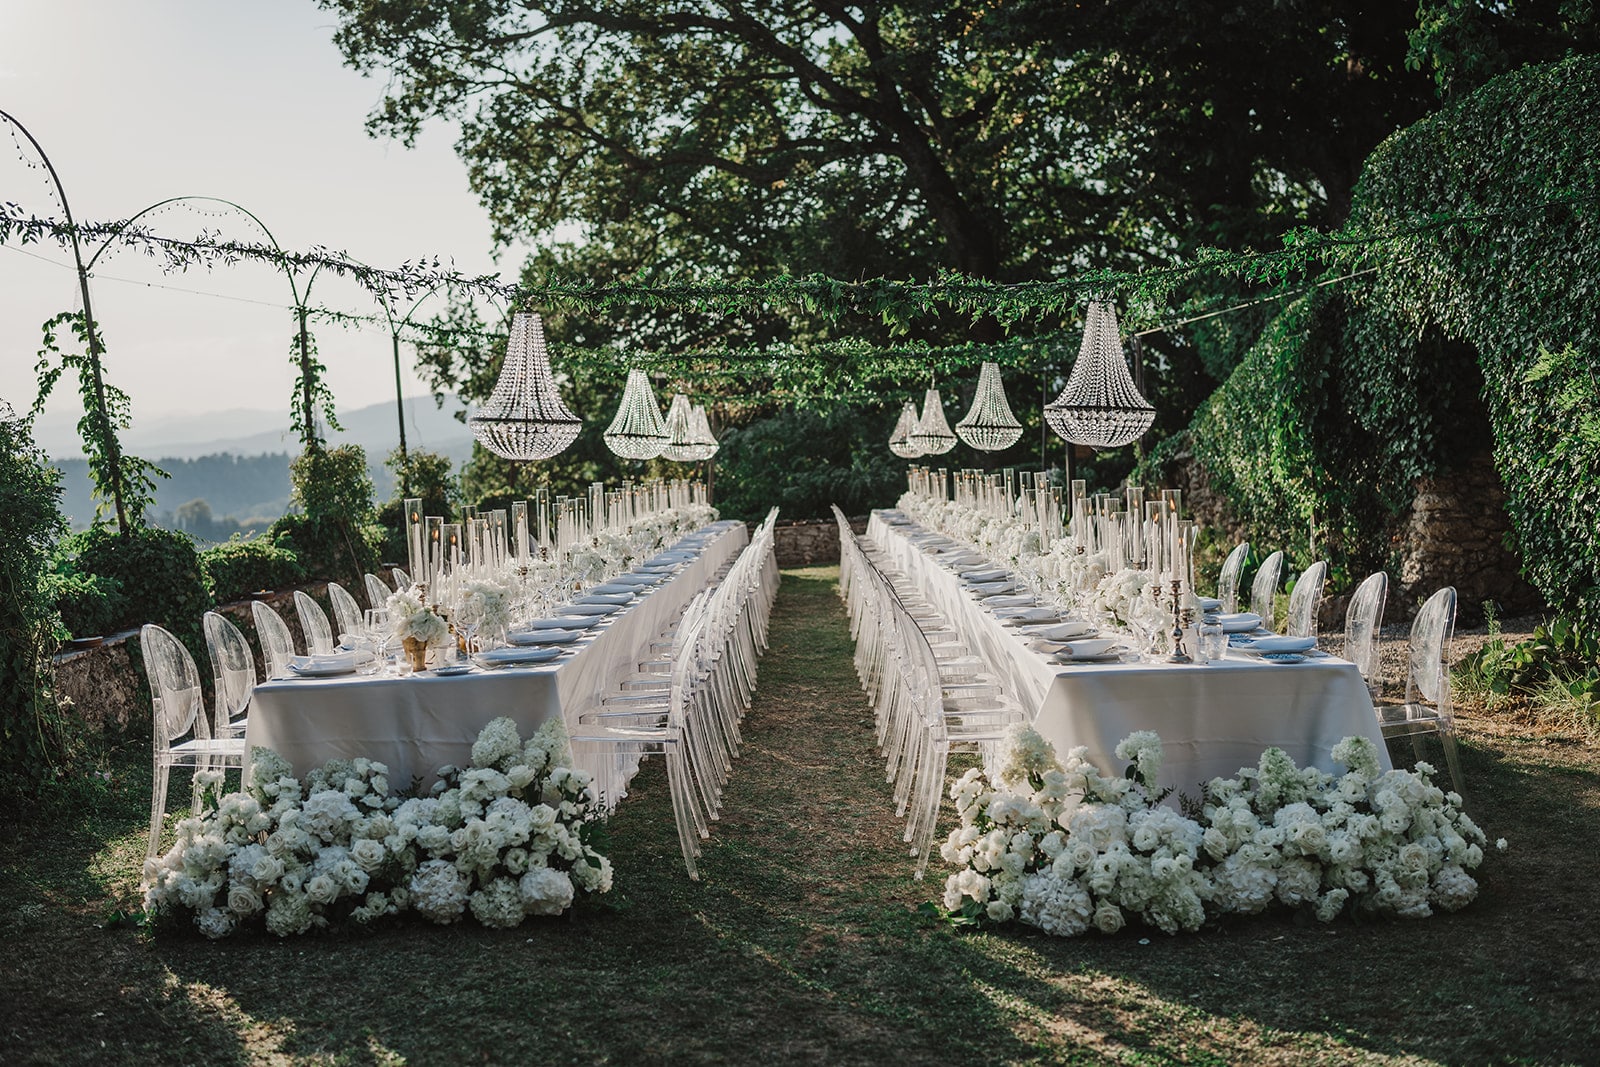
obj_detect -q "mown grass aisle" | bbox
[2,566,1598,1064]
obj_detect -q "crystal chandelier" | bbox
[909,387,957,456]
[662,393,717,461]
[888,400,923,458]
[604,368,669,460]
[955,361,1023,452]
[467,311,582,461]
[1044,300,1155,449]
[689,404,719,459]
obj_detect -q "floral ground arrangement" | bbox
[936,727,1500,938]
[141,718,612,938]
[3,568,1597,1065]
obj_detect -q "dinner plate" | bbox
[1216,612,1264,633]
[519,616,604,631]
[577,592,633,605]
[1261,652,1307,664]
[999,607,1061,625]
[1051,650,1124,664]
[1195,596,1224,612]
[428,663,473,676]
[288,653,360,677]
[556,603,622,616]
[982,595,1036,609]
[1049,637,1124,659]
[970,580,1018,595]
[474,646,563,667]
[507,628,583,646]
[959,568,1011,583]
[605,575,662,587]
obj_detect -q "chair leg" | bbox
[147,763,171,861]
[1440,728,1467,801]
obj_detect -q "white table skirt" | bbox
[867,511,1391,796]
[245,521,749,788]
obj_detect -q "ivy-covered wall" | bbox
[1164,55,1600,622]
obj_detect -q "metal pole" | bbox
[392,330,410,494]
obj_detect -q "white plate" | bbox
[577,592,633,605]
[474,646,563,667]
[603,576,661,588]
[1051,650,1124,664]
[519,616,604,631]
[428,663,473,676]
[288,653,359,677]
[1000,608,1061,625]
[1195,596,1223,612]
[1023,621,1098,640]
[1261,652,1307,664]
[507,628,583,646]
[1049,637,1123,659]
[556,603,622,616]
[983,595,1036,609]
[959,567,1010,581]
[1216,612,1263,634]
[970,581,1017,594]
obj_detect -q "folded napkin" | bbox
[1216,612,1263,633]
[288,652,359,675]
[1239,635,1316,653]
[982,594,1036,608]
[960,568,1011,582]
[999,607,1060,624]
[474,646,562,666]
[1026,620,1097,640]
[507,628,584,646]
[1050,637,1124,660]
[970,580,1018,594]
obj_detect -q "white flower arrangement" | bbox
[143,717,612,938]
[457,576,513,634]
[1091,567,1159,628]
[935,725,1497,937]
[386,587,451,648]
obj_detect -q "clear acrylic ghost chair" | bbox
[364,573,394,612]
[1286,560,1329,639]
[1376,586,1465,798]
[140,624,246,861]
[202,611,256,740]
[390,566,411,590]
[294,589,337,655]
[1249,550,1284,630]
[326,581,363,642]
[1216,542,1251,614]
[251,599,299,680]
[1343,571,1388,696]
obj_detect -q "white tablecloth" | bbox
[867,511,1391,796]
[245,521,749,787]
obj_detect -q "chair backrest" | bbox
[139,624,206,748]
[252,600,299,679]
[390,566,411,589]
[1407,586,1458,718]
[294,590,336,655]
[1250,550,1284,628]
[202,611,256,735]
[1343,571,1388,690]
[1286,560,1328,638]
[364,573,393,611]
[327,581,364,640]
[1217,542,1250,614]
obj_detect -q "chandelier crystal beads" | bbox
[604,368,670,460]
[955,361,1024,451]
[888,400,924,458]
[1043,300,1155,449]
[910,387,957,456]
[467,311,582,461]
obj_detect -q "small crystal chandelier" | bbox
[689,404,719,459]
[909,387,957,455]
[888,400,924,458]
[955,362,1023,452]
[467,311,582,461]
[604,368,669,460]
[1044,300,1155,449]
[662,393,717,461]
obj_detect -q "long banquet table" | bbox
[245,520,748,788]
[867,511,1391,795]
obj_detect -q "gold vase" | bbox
[402,636,428,672]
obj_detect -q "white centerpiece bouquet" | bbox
[387,587,451,669]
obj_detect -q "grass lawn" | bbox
[2,565,1597,1065]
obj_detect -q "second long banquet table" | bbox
[867,511,1392,795]
[245,520,749,788]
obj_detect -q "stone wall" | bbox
[1154,445,1539,624]
[753,517,867,567]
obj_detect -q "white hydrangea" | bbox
[519,866,575,916]
[409,859,470,924]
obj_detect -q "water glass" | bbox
[1197,619,1227,663]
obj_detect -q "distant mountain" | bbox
[48,396,476,531]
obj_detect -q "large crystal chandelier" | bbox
[909,387,957,456]
[662,393,718,461]
[467,311,582,461]
[604,368,669,459]
[1043,300,1155,449]
[955,361,1023,452]
[888,400,923,458]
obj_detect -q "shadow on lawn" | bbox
[9,566,1599,1065]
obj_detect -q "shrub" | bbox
[43,568,123,640]
[59,524,213,651]
[275,444,382,585]
[200,536,305,603]
[376,447,458,564]
[0,406,76,798]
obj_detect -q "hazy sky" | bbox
[0,0,508,433]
